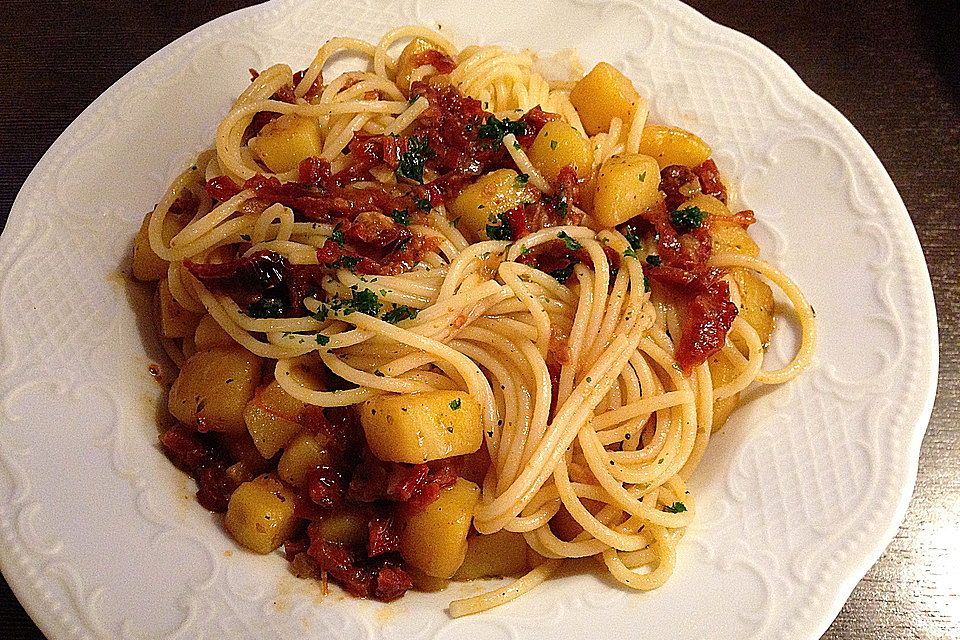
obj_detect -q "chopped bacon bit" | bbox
[367,514,402,557]
[205,175,242,202]
[693,159,726,203]
[660,165,698,212]
[410,49,457,74]
[674,277,738,374]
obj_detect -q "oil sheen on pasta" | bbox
[132,26,815,615]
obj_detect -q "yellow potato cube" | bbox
[395,37,435,94]
[158,279,202,339]
[570,62,642,136]
[359,391,482,464]
[453,531,528,580]
[710,220,760,257]
[194,314,236,350]
[249,114,322,173]
[730,268,775,345]
[278,432,333,487]
[447,169,533,240]
[224,475,299,554]
[168,347,262,433]
[527,120,594,181]
[400,478,480,578]
[638,124,711,168]
[406,567,450,592]
[312,508,368,546]
[593,153,662,227]
[132,208,189,282]
[244,380,306,458]
[708,351,740,431]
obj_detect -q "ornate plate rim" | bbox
[0,1,939,638]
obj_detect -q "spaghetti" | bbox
[134,26,815,615]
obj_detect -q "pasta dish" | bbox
[132,26,815,615]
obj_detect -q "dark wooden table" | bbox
[1,1,957,638]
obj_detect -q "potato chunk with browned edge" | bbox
[359,391,482,464]
[447,169,533,240]
[593,153,661,227]
[244,379,306,458]
[527,120,594,181]
[453,530,528,580]
[168,347,261,433]
[570,62,641,136]
[224,475,299,554]
[249,114,322,173]
[400,478,480,578]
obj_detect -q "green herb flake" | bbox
[449,398,462,410]
[549,139,558,150]
[638,171,646,182]
[477,115,528,145]
[664,501,687,514]
[239,234,252,241]
[512,140,521,150]
[391,209,411,225]
[514,173,529,188]
[557,231,582,251]
[315,334,330,346]
[624,230,643,250]
[623,248,639,259]
[645,254,662,267]
[246,296,284,318]
[519,245,531,256]
[415,197,432,211]
[381,305,419,324]
[330,224,345,246]
[670,205,705,232]
[396,136,434,184]
[644,275,651,293]
[485,211,513,241]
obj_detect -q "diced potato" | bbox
[168,347,262,433]
[730,268,775,345]
[312,507,368,546]
[244,380,306,458]
[710,221,760,257]
[249,114,322,173]
[638,124,711,168]
[395,37,435,94]
[593,153,662,227]
[708,351,740,431]
[278,431,333,487]
[223,432,272,480]
[400,478,480,578]
[570,62,642,136]
[447,169,533,240]
[224,474,299,554]
[406,567,450,592]
[453,531,527,580]
[194,314,236,350]
[359,391,482,464]
[527,120,594,181]
[158,279,202,339]
[132,208,189,282]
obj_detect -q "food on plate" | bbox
[134,26,815,615]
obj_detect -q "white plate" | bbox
[0,1,938,638]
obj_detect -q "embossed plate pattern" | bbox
[0,0,938,638]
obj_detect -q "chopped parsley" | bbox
[643,275,651,292]
[549,262,576,283]
[391,209,411,225]
[670,205,705,232]
[415,197,432,211]
[664,501,687,513]
[315,333,330,346]
[512,140,521,150]
[246,296,284,318]
[396,136,433,184]
[449,398,462,410]
[549,139,559,150]
[623,248,639,259]
[332,255,362,270]
[381,305,419,324]
[645,254,662,267]
[477,115,528,145]
[514,173,529,188]
[557,231,582,251]
[239,234,252,241]
[638,171,646,182]
[624,230,643,250]
[485,211,513,241]
[519,245,531,256]
[330,224,345,246]
[329,288,382,316]
[408,93,421,104]
[311,304,330,322]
